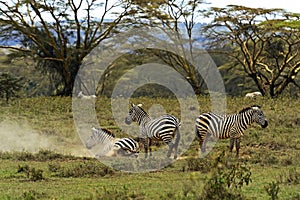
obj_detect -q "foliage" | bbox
[96,49,207,98]
[50,161,114,178]
[204,5,300,97]
[88,186,146,200]
[0,72,23,102]
[278,168,300,185]
[0,0,135,96]
[185,157,212,173]
[21,190,47,200]
[17,164,45,181]
[264,181,280,200]
[199,152,251,200]
[0,150,78,161]
[124,0,208,95]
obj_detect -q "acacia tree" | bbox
[0,0,134,96]
[121,0,208,95]
[204,5,300,97]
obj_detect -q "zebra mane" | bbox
[238,105,261,114]
[133,103,148,115]
[92,127,115,138]
[102,128,115,138]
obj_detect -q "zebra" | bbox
[125,103,181,159]
[195,105,268,157]
[77,91,96,99]
[245,91,262,98]
[85,127,140,157]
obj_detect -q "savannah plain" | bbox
[0,96,299,199]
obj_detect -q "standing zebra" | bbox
[195,105,268,157]
[125,103,181,159]
[85,127,140,157]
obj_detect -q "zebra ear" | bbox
[137,104,142,107]
[131,103,135,107]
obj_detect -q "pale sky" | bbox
[207,0,297,13]
[76,0,298,18]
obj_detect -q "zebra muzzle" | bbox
[125,117,132,125]
[261,120,268,128]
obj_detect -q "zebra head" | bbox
[85,127,114,149]
[251,105,268,128]
[125,103,144,125]
[85,128,99,149]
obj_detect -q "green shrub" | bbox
[17,165,44,181]
[48,162,61,173]
[186,157,212,173]
[15,151,35,161]
[278,168,300,184]
[22,190,37,200]
[77,186,145,200]
[21,190,48,200]
[264,181,280,200]
[199,151,251,199]
[0,72,23,102]
[1,150,79,161]
[51,161,114,178]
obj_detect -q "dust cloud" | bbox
[0,119,91,157]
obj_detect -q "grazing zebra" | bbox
[245,91,262,98]
[195,105,268,157]
[125,103,181,159]
[85,127,140,157]
[77,91,96,99]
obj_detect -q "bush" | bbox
[278,168,300,184]
[17,164,45,181]
[199,151,251,199]
[0,72,23,102]
[49,161,114,178]
[1,150,79,161]
[264,181,280,200]
[21,190,48,200]
[22,190,37,200]
[75,186,145,200]
[185,157,212,173]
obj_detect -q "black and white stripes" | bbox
[85,127,139,157]
[195,105,268,156]
[125,103,181,159]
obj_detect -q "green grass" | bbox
[0,96,299,199]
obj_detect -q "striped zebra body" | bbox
[85,127,139,157]
[195,105,268,156]
[125,103,181,159]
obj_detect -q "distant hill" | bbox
[0,22,208,47]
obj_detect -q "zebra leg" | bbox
[236,138,241,157]
[141,138,148,158]
[173,128,181,159]
[201,132,210,153]
[229,137,235,153]
[149,138,152,157]
[200,138,206,153]
[166,142,174,158]
[197,129,207,153]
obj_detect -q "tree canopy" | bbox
[0,0,134,96]
[0,1,299,97]
[204,5,300,97]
